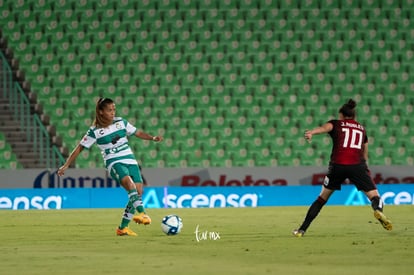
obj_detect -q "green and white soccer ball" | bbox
[161,214,183,235]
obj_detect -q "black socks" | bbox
[370,196,383,211]
[299,196,327,232]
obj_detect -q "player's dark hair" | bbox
[93,97,114,127]
[339,99,356,118]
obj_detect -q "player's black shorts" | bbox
[324,162,377,192]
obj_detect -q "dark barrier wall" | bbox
[1,166,413,188]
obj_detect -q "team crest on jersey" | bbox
[115,122,122,129]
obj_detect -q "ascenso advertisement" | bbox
[1,184,413,210]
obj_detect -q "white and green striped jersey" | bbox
[80,117,138,171]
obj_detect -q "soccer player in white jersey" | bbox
[57,97,163,236]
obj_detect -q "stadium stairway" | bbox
[0,97,36,167]
[0,58,63,168]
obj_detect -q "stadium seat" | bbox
[0,132,23,169]
[1,0,413,168]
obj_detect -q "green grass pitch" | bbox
[0,205,413,275]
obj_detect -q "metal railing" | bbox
[0,51,13,97]
[0,51,65,168]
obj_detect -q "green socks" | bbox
[128,190,145,213]
[120,189,146,229]
[120,201,135,229]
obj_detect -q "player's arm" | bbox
[135,130,163,142]
[57,144,84,176]
[304,122,333,142]
[362,142,369,161]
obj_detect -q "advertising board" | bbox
[1,184,413,210]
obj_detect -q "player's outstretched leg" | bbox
[292,196,327,237]
[127,190,152,225]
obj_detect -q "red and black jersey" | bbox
[327,119,368,165]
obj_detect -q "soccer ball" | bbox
[161,214,183,235]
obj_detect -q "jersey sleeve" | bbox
[79,128,96,149]
[124,119,137,136]
[326,119,337,133]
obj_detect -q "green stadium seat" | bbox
[1,0,413,168]
[0,133,23,169]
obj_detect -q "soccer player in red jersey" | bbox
[292,99,393,237]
